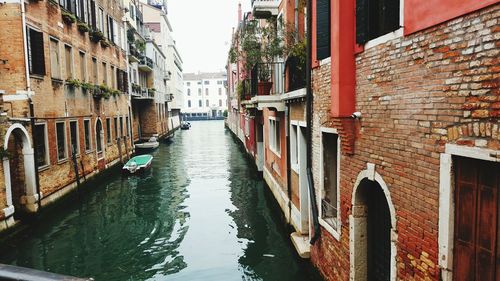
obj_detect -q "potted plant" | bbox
[90,30,104,43]
[61,11,76,25]
[257,64,272,95]
[66,79,81,88]
[100,40,110,48]
[77,22,90,33]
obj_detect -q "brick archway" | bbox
[350,167,397,281]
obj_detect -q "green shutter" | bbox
[316,0,330,60]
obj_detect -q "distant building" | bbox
[182,72,227,120]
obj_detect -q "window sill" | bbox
[38,165,50,172]
[291,163,299,174]
[319,217,341,241]
[363,28,404,51]
[269,146,281,158]
[85,149,93,154]
[57,158,69,165]
[30,74,45,81]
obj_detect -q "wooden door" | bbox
[454,157,499,281]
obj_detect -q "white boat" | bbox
[122,154,153,174]
[135,136,159,150]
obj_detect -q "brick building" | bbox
[0,0,131,230]
[228,0,500,280]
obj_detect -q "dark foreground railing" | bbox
[0,264,93,281]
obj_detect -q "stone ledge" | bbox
[290,232,310,259]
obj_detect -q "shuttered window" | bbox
[27,28,46,76]
[453,157,499,281]
[316,0,330,60]
[356,0,400,44]
[90,0,97,30]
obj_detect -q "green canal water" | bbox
[0,121,322,281]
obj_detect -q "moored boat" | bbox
[122,154,153,174]
[135,136,159,150]
[181,121,191,130]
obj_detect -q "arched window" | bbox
[198,100,202,107]
[187,88,191,96]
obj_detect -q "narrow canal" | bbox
[0,121,321,281]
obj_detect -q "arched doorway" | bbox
[351,171,396,281]
[3,123,38,218]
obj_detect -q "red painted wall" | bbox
[330,0,356,117]
[405,0,498,35]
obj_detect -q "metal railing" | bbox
[139,57,154,69]
[249,62,285,97]
[321,198,338,229]
[0,263,92,281]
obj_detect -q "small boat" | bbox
[122,154,153,174]
[135,136,159,150]
[181,121,191,130]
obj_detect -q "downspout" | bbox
[295,0,299,37]
[21,0,42,211]
[306,0,320,244]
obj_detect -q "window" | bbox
[321,131,340,230]
[107,16,114,41]
[111,66,116,89]
[198,88,201,95]
[96,119,103,154]
[316,0,331,60]
[56,121,67,161]
[119,117,123,137]
[205,88,209,95]
[91,57,98,84]
[113,117,118,140]
[198,100,202,107]
[101,62,107,85]
[218,88,222,95]
[98,8,105,32]
[34,124,49,167]
[187,89,191,96]
[126,116,130,137]
[27,28,45,76]
[90,0,97,30]
[106,118,111,144]
[64,45,73,80]
[269,118,281,155]
[204,80,209,85]
[290,124,298,169]
[50,38,61,79]
[188,100,191,108]
[84,119,91,151]
[197,81,201,85]
[356,0,400,44]
[217,80,223,85]
[77,0,86,21]
[79,51,86,81]
[245,118,250,137]
[69,120,79,156]
[186,82,191,86]
[206,99,209,107]
[219,99,222,107]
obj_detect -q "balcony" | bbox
[164,93,174,102]
[138,56,153,72]
[251,0,279,19]
[128,44,141,63]
[163,70,171,81]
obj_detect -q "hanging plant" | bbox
[127,28,136,43]
[90,30,105,43]
[61,11,76,25]
[66,78,82,88]
[77,22,90,33]
[80,82,93,94]
[100,40,111,48]
[135,39,146,52]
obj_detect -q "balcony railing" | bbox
[164,93,174,102]
[285,56,306,92]
[138,56,153,72]
[251,0,279,18]
[248,62,285,97]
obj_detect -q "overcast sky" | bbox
[167,0,251,74]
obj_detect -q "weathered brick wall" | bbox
[310,4,499,281]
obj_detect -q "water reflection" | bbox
[0,121,321,281]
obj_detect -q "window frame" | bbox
[268,116,281,157]
[106,117,112,145]
[69,119,80,156]
[64,44,74,80]
[49,37,62,80]
[35,122,50,169]
[83,118,92,153]
[78,50,87,82]
[55,121,68,162]
[290,123,299,173]
[318,127,341,240]
[27,27,46,76]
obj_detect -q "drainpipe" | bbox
[295,0,299,37]
[21,0,42,211]
[306,0,320,245]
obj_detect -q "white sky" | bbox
[167,0,251,74]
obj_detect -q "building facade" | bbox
[183,72,228,120]
[226,0,500,281]
[0,0,131,229]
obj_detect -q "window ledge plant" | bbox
[77,22,90,33]
[61,11,76,25]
